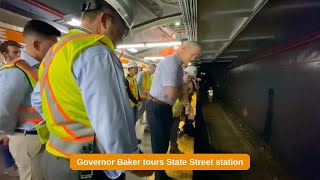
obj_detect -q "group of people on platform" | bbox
[0,0,202,180]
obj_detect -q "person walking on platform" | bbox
[31,0,153,179]
[146,42,201,180]
[170,66,197,154]
[0,40,22,176]
[137,64,156,131]
[0,20,60,180]
[125,60,142,144]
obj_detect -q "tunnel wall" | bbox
[226,38,320,177]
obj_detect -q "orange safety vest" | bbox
[0,58,42,125]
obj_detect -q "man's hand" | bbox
[185,104,193,115]
[137,101,143,110]
[188,115,195,120]
[131,170,154,177]
[0,134,9,145]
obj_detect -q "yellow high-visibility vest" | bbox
[140,71,152,99]
[38,29,115,158]
[126,75,139,107]
[0,58,43,125]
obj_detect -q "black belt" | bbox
[148,96,172,107]
[15,129,38,135]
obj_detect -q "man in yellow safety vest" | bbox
[0,20,60,180]
[137,64,156,132]
[31,0,153,179]
[125,60,142,144]
[0,40,22,66]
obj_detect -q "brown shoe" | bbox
[3,165,19,176]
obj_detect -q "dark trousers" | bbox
[146,100,173,180]
[41,150,125,180]
[0,145,15,168]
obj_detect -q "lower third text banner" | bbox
[70,154,250,170]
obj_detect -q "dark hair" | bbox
[0,40,22,53]
[23,20,61,38]
[149,64,157,69]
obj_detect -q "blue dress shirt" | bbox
[31,43,139,179]
[0,51,40,133]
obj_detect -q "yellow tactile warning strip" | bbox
[147,129,194,180]
[148,93,197,180]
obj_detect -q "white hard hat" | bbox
[81,0,136,29]
[127,60,138,68]
[184,66,197,77]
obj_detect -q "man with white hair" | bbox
[146,41,201,180]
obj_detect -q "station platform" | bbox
[0,93,198,180]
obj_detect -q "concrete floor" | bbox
[0,114,194,180]
[0,120,150,180]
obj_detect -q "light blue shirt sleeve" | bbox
[0,68,29,133]
[31,83,44,119]
[160,58,180,87]
[72,45,139,179]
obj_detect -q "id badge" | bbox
[79,170,93,180]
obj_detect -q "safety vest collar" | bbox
[0,58,39,88]
[68,29,115,51]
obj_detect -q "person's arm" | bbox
[124,78,138,105]
[137,71,147,95]
[31,83,44,118]
[137,89,141,102]
[72,46,150,178]
[159,62,181,101]
[177,85,192,114]
[0,69,29,133]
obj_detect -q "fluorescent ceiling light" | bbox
[219,56,238,59]
[225,49,251,53]
[216,60,233,63]
[144,57,165,61]
[146,41,182,47]
[117,44,145,48]
[175,22,181,26]
[202,50,219,54]
[127,48,138,53]
[66,18,81,26]
[238,35,275,41]
[201,39,229,43]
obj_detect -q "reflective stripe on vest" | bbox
[0,58,42,125]
[39,29,115,158]
[126,75,139,107]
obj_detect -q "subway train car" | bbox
[0,0,319,180]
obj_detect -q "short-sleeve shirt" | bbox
[150,53,184,105]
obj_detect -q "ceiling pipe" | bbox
[23,0,64,18]
[179,0,197,41]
